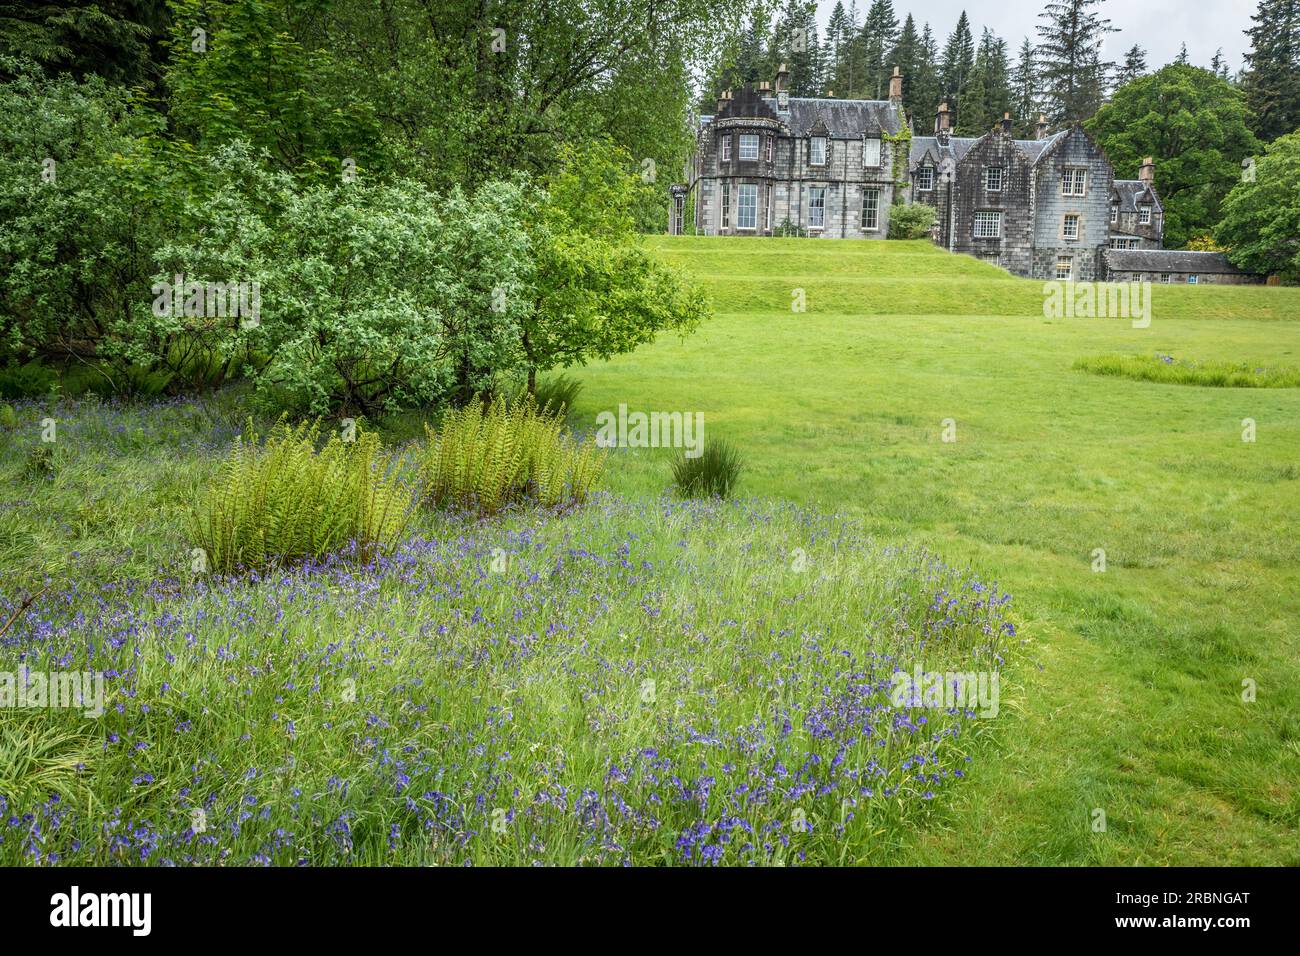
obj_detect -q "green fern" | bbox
[420,395,606,516]
[190,420,414,573]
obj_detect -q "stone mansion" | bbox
[667,64,1245,283]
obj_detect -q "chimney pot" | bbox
[1138,156,1155,184]
[888,66,904,104]
[1035,113,1049,140]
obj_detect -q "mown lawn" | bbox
[568,236,1300,865]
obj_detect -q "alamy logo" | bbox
[890,665,999,718]
[1,667,104,717]
[595,404,704,458]
[1043,280,1151,328]
[152,274,261,328]
[50,886,151,936]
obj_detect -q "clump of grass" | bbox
[1074,353,1300,388]
[671,439,743,498]
[23,444,55,479]
[189,420,413,573]
[530,374,583,416]
[0,403,18,429]
[420,395,606,516]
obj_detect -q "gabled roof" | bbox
[1111,180,1161,212]
[1104,249,1254,275]
[908,129,1067,167]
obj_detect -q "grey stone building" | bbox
[675,65,1175,281]
[1104,249,1264,284]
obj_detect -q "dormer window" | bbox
[810,136,827,166]
[985,166,1004,191]
[720,134,731,162]
[777,91,789,110]
[1110,204,1118,224]
[1139,205,1152,224]
[915,166,935,191]
[739,133,759,161]
[863,136,881,167]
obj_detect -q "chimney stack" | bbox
[1001,111,1013,135]
[935,102,951,144]
[716,88,732,115]
[1035,114,1049,140]
[759,80,770,95]
[888,66,903,108]
[1138,156,1155,185]
[774,63,790,94]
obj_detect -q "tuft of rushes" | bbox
[671,439,743,499]
[189,419,413,573]
[420,395,606,515]
[1074,353,1300,388]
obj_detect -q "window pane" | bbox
[738,184,757,229]
[811,137,826,165]
[739,134,759,161]
[863,138,881,167]
[810,187,825,227]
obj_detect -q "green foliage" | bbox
[528,374,584,417]
[1088,64,1261,250]
[1074,353,1300,388]
[773,218,807,238]
[0,60,181,368]
[24,443,55,479]
[0,360,57,398]
[1217,130,1300,281]
[520,141,709,386]
[671,438,743,498]
[887,202,936,239]
[419,396,606,516]
[190,420,413,573]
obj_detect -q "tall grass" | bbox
[420,395,606,515]
[671,439,743,498]
[189,420,413,572]
[1073,353,1300,388]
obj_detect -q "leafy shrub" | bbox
[190,421,413,573]
[671,439,743,498]
[773,218,807,237]
[0,360,57,398]
[887,202,936,239]
[419,396,606,515]
[24,445,55,479]
[1074,353,1300,388]
[0,403,15,428]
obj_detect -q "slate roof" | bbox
[1111,180,1160,211]
[1104,249,1254,275]
[909,130,1066,167]
[781,97,903,137]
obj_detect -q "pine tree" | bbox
[862,0,900,99]
[1175,42,1189,65]
[779,0,821,96]
[1115,44,1146,87]
[1242,0,1300,141]
[1035,0,1115,123]
[957,29,1012,135]
[827,1,849,90]
[912,22,942,127]
[1011,36,1040,136]
[891,15,923,116]
[940,11,976,121]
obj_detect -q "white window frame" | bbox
[762,183,771,230]
[985,166,1003,191]
[1188,274,1198,284]
[737,183,758,230]
[862,137,881,168]
[1159,273,1171,283]
[1139,205,1152,224]
[765,136,773,162]
[1061,167,1087,196]
[1110,204,1118,224]
[862,187,880,231]
[1063,214,1080,240]
[915,165,934,191]
[973,210,1002,239]
[739,133,759,161]
[809,186,826,229]
[810,136,827,166]
[1055,256,1073,280]
[721,182,730,229]
[720,134,731,162]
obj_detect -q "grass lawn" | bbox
[566,236,1300,865]
[1,236,1294,865]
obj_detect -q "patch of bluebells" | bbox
[0,487,1015,866]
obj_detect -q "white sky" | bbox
[812,0,1259,75]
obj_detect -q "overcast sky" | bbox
[813,0,1260,76]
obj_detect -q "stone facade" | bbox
[676,66,1172,281]
[1104,249,1264,284]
